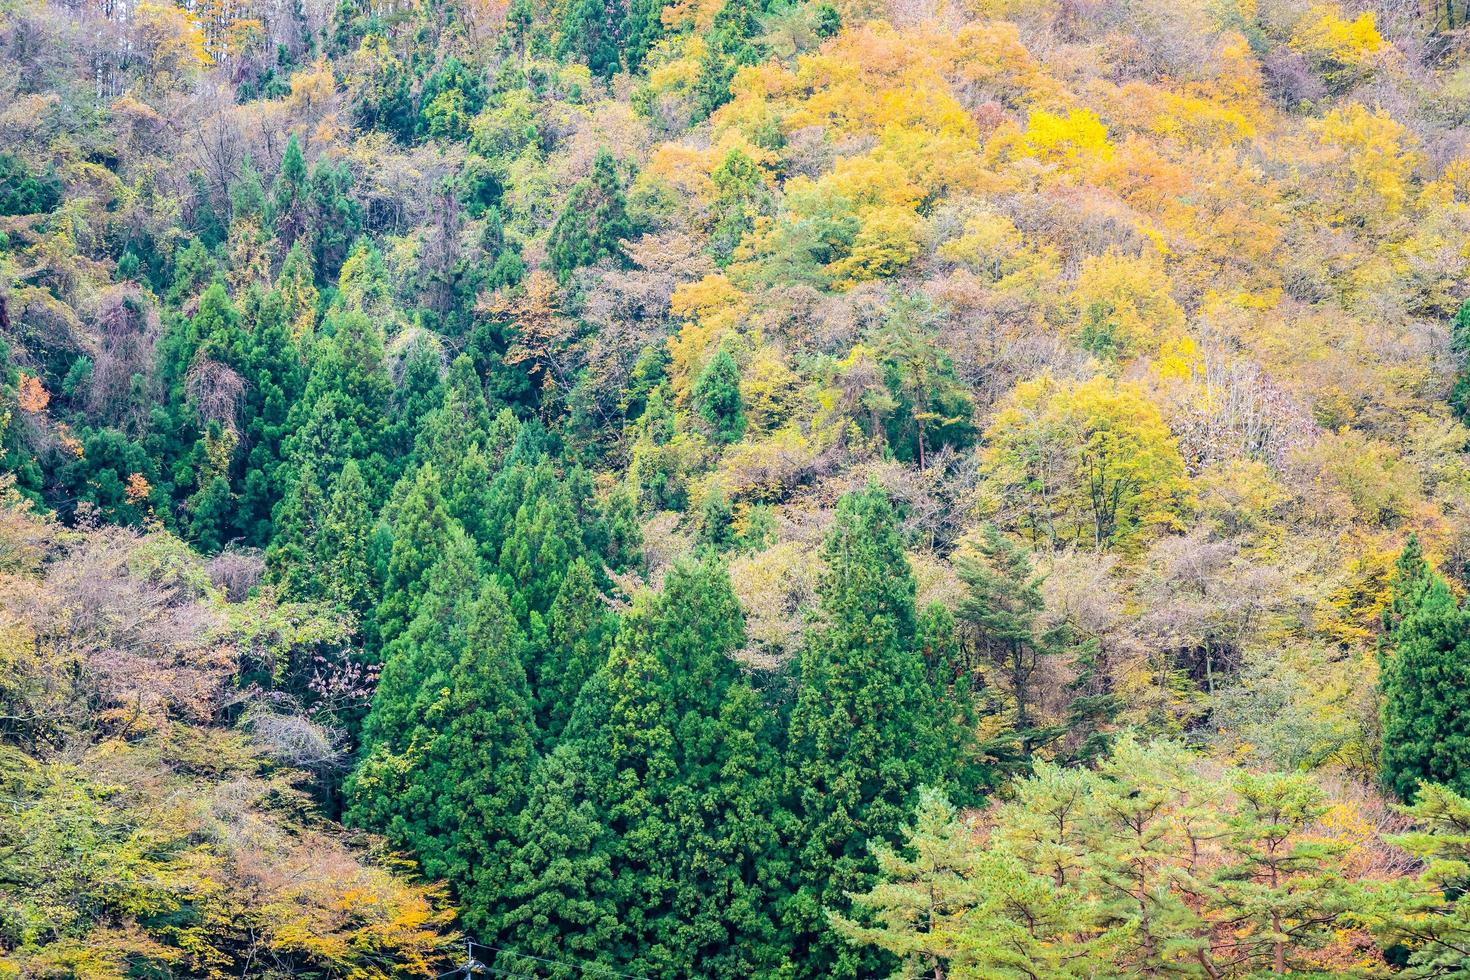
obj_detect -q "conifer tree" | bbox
[693,348,746,444]
[265,460,327,597]
[319,459,376,625]
[347,528,537,934]
[375,464,460,651]
[1381,567,1470,801]
[955,525,1068,755]
[555,0,623,78]
[500,742,624,964]
[547,150,631,282]
[502,558,783,975]
[534,557,614,742]
[235,288,303,545]
[273,133,309,247]
[389,333,446,463]
[781,482,957,978]
[277,309,394,503]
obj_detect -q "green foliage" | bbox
[840,739,1360,978]
[1381,556,1470,801]
[347,528,538,934]
[693,347,747,443]
[0,153,61,216]
[781,482,968,977]
[547,149,632,282]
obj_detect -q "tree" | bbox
[501,558,784,975]
[276,309,394,509]
[692,348,746,444]
[235,287,303,546]
[533,557,614,743]
[499,742,624,968]
[834,788,1098,979]
[840,740,1364,978]
[1381,567,1470,801]
[983,374,1191,551]
[547,150,632,282]
[781,482,962,978]
[555,0,623,77]
[955,526,1069,756]
[874,295,975,470]
[273,133,309,247]
[347,528,538,935]
[1373,783,1470,975]
[1213,771,1350,974]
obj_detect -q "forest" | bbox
[6,0,1470,975]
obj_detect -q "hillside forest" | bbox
[10,0,1470,976]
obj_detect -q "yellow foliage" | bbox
[1072,250,1186,359]
[1289,4,1385,86]
[135,2,213,80]
[1306,103,1420,222]
[740,344,803,434]
[669,275,749,401]
[1023,107,1115,167]
[984,374,1192,549]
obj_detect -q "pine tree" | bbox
[955,525,1068,756]
[547,149,632,282]
[693,348,746,444]
[1381,568,1470,801]
[1213,771,1351,973]
[781,482,957,978]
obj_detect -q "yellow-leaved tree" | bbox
[983,374,1192,550]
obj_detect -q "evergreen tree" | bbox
[780,482,958,978]
[306,156,362,282]
[266,460,328,597]
[273,134,309,246]
[534,557,614,743]
[235,288,303,546]
[1450,299,1470,422]
[319,459,377,627]
[693,0,766,118]
[500,742,624,967]
[229,156,269,224]
[276,309,394,507]
[347,528,538,934]
[1381,567,1470,801]
[390,333,446,463]
[693,348,746,444]
[555,0,623,78]
[547,150,632,282]
[503,558,784,974]
[275,241,319,342]
[375,464,460,651]
[955,525,1068,756]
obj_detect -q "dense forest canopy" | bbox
[8,0,1470,975]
